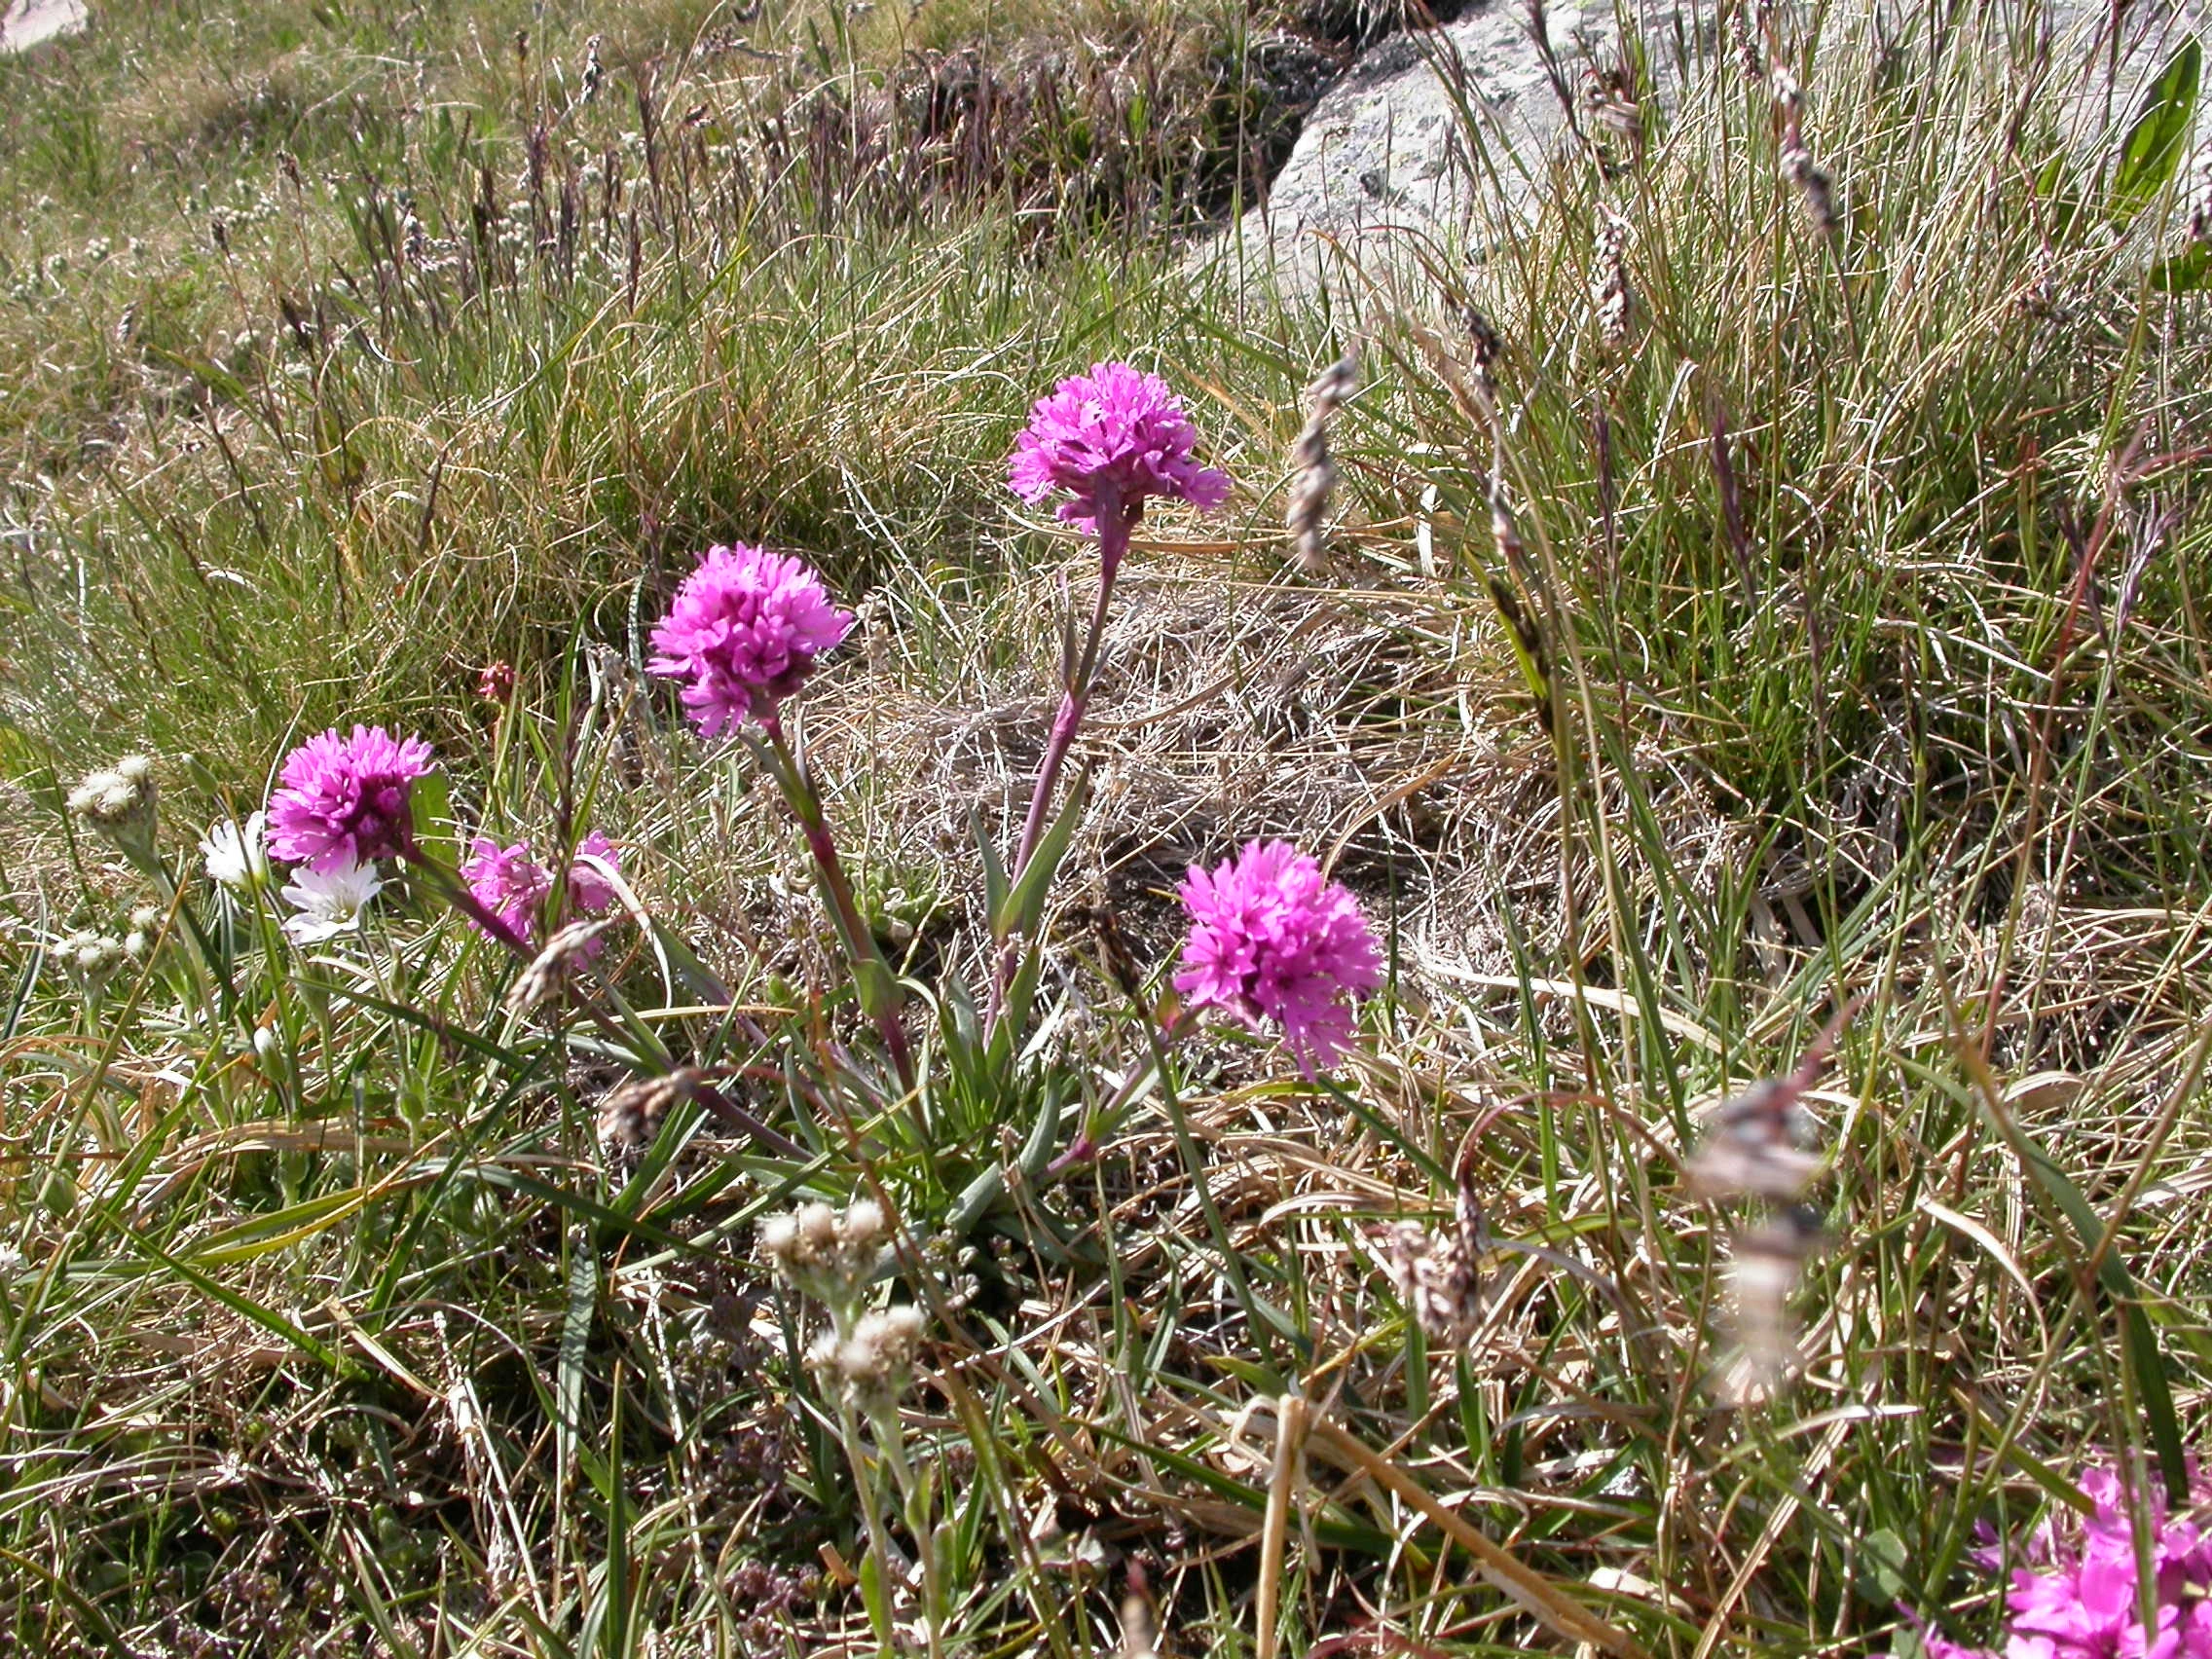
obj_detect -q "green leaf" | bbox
[858,1546,894,1647]
[187,1184,391,1266]
[4,931,44,1044]
[1015,1074,1063,1178]
[557,1242,598,1470]
[1856,1528,1909,1605]
[2111,41,2200,225]
[1993,1433,2097,1518]
[997,766,1089,941]
[145,346,252,407]
[459,1163,697,1254]
[2152,242,2212,291]
[407,769,459,871]
[315,981,537,1072]
[126,1230,355,1376]
[2037,151,2089,243]
[1084,1422,1400,1557]
[974,809,1010,932]
[645,917,732,1006]
[990,942,1047,1067]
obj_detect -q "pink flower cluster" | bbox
[1175,839,1381,1076]
[461,832,622,946]
[266,725,435,872]
[647,542,854,736]
[1009,360,1231,531]
[1908,1464,2212,1659]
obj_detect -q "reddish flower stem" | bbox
[1009,491,1132,885]
[759,714,916,1093]
[987,491,1136,1036]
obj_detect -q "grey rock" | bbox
[1,0,87,54]
[1218,0,1657,283]
[1204,0,2204,291]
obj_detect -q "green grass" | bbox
[4,0,2212,1653]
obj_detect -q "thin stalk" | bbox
[869,1398,944,1659]
[836,1395,903,1655]
[758,714,916,1092]
[1009,490,1131,884]
[990,489,1133,1033]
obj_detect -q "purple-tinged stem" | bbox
[1008,489,1133,886]
[759,713,916,1093]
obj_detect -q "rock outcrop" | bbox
[1210,0,2202,289]
[1,0,87,54]
[1231,0,1653,276]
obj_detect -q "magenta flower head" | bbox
[1174,839,1382,1076]
[1895,1460,2212,1659]
[266,725,435,872]
[1009,360,1232,532]
[461,831,623,946]
[567,830,621,915]
[647,543,854,737]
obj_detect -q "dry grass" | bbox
[4,0,2212,1655]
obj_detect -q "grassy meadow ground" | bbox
[3,0,2212,1653]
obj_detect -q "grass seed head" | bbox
[580,34,605,105]
[1286,351,1358,574]
[1781,141,1837,237]
[1733,7,1765,81]
[1593,205,1635,351]
[505,917,613,1014]
[1375,1161,1491,1347]
[595,1071,694,1148]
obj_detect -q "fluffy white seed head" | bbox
[795,1201,839,1253]
[758,1214,799,1262]
[65,757,159,858]
[841,1198,886,1248]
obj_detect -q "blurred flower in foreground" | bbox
[1175,838,1380,1076]
[461,831,621,946]
[647,543,853,736]
[279,858,384,944]
[1900,1460,2212,1658]
[267,725,434,872]
[202,810,270,893]
[1008,359,1230,535]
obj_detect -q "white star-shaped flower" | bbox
[279,858,383,944]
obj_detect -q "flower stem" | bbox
[834,1395,903,1655]
[1009,490,1130,885]
[758,715,916,1092]
[869,1398,944,1659]
[988,492,1133,1035]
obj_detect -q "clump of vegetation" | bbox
[3,0,2211,1655]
